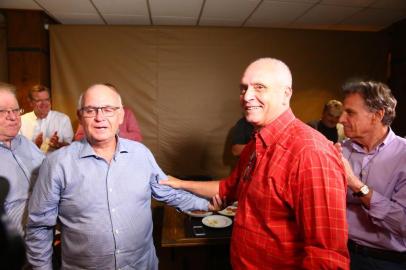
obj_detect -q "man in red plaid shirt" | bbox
[161,58,349,269]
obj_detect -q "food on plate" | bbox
[207,219,219,226]
[191,210,209,214]
[225,206,237,214]
[218,205,238,216]
[202,215,233,228]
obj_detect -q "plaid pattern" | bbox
[220,109,349,270]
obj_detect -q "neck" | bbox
[34,111,48,119]
[357,125,389,153]
[91,139,117,163]
[0,138,12,148]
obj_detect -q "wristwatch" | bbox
[353,185,370,197]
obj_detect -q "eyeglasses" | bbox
[0,108,24,118]
[243,151,257,181]
[79,106,121,118]
[32,98,51,104]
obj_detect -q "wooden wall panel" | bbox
[5,10,51,112]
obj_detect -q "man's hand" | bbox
[34,132,43,148]
[334,143,362,190]
[208,194,226,211]
[159,175,184,189]
[49,131,60,149]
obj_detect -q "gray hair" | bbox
[0,82,17,97]
[323,99,343,117]
[342,80,397,125]
[77,83,122,109]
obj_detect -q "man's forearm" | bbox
[179,180,220,199]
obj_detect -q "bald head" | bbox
[240,58,293,127]
[245,58,292,89]
[78,83,122,110]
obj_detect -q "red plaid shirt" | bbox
[220,109,349,270]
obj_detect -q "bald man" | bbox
[161,58,349,269]
[25,83,219,269]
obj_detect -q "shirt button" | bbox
[109,188,113,192]
[116,249,120,254]
[112,208,115,212]
[115,229,119,234]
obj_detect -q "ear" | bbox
[372,109,384,123]
[76,110,83,123]
[282,86,292,105]
[118,107,125,125]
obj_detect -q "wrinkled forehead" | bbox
[82,85,122,106]
[0,90,18,107]
[242,61,292,88]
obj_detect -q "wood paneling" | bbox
[5,10,51,112]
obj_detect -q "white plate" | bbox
[202,215,232,228]
[218,205,238,217]
[185,210,213,218]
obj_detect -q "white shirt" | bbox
[20,110,73,153]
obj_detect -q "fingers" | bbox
[208,194,226,211]
[334,142,343,153]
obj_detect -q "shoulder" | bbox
[46,140,81,162]
[49,110,70,120]
[21,111,35,121]
[307,120,319,129]
[15,134,44,156]
[282,119,335,155]
[387,134,406,159]
[118,138,151,154]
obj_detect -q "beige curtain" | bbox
[50,26,388,178]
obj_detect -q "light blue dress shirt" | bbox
[343,129,406,252]
[25,138,209,270]
[0,135,45,235]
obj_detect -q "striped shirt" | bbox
[220,109,349,270]
[0,135,44,235]
[25,138,209,270]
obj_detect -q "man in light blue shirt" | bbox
[0,82,45,236]
[25,83,216,269]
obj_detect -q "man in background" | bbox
[20,84,73,153]
[231,116,254,156]
[25,83,220,269]
[336,81,406,270]
[308,99,345,143]
[161,58,349,269]
[0,82,44,236]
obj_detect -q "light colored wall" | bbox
[50,26,388,178]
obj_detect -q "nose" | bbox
[6,111,18,120]
[94,108,105,121]
[338,112,346,124]
[242,86,255,102]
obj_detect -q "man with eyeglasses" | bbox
[20,84,73,153]
[25,83,220,269]
[0,82,45,236]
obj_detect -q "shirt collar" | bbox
[0,135,22,150]
[78,136,129,159]
[349,128,395,154]
[256,108,296,147]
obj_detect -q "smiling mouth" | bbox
[246,106,261,111]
